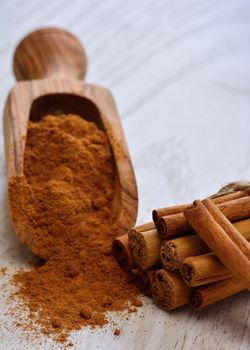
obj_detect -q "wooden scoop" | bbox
[3,27,138,258]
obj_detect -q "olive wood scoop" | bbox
[3,27,138,259]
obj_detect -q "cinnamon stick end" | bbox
[189,291,203,309]
[192,199,202,207]
[112,237,134,271]
[160,241,179,271]
[152,210,158,224]
[158,218,167,237]
[180,261,195,286]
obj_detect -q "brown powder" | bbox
[79,306,92,320]
[131,297,143,307]
[8,114,141,343]
[0,267,8,276]
[114,328,121,336]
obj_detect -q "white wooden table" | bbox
[1,1,250,349]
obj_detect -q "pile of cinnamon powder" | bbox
[8,114,140,343]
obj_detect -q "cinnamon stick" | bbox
[161,235,209,271]
[152,203,192,225]
[184,200,250,290]
[152,269,193,310]
[130,221,155,233]
[202,198,250,259]
[180,253,231,286]
[158,193,250,238]
[130,267,158,295]
[112,234,135,271]
[153,190,248,224]
[128,229,162,269]
[190,278,245,309]
[158,212,190,238]
[161,218,250,271]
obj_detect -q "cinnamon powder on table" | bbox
[8,114,141,344]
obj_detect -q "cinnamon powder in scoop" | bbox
[8,114,140,343]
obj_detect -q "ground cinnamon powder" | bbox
[8,114,140,343]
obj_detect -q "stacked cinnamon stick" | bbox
[112,190,250,310]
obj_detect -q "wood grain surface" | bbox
[1,0,250,349]
[13,27,87,81]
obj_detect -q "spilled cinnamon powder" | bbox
[0,267,7,276]
[8,114,140,343]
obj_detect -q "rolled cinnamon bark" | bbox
[128,229,162,269]
[161,235,209,271]
[202,198,250,259]
[180,253,231,286]
[152,190,248,225]
[152,204,192,226]
[158,212,190,238]
[130,221,155,233]
[112,234,135,271]
[152,269,193,310]
[161,218,250,271]
[184,200,250,290]
[190,278,245,309]
[130,267,158,295]
[158,192,250,238]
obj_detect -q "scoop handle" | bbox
[13,27,87,81]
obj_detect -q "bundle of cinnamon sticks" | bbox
[112,189,250,310]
